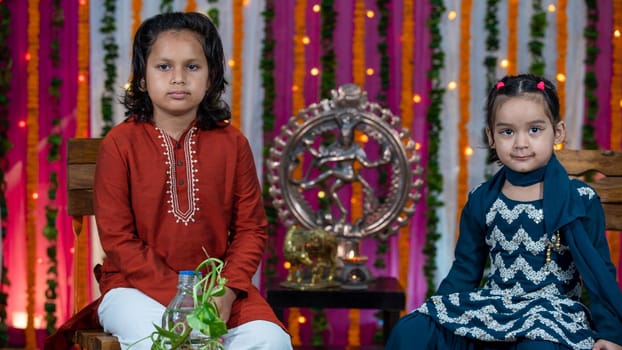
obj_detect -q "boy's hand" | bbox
[213,286,237,323]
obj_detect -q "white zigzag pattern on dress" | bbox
[486,199,543,226]
[486,226,548,255]
[490,255,576,285]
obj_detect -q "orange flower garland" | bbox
[231,0,244,128]
[348,0,366,345]
[507,0,519,75]
[287,0,307,345]
[556,0,567,120]
[132,0,142,42]
[25,0,40,348]
[74,0,91,314]
[457,0,472,237]
[398,0,414,300]
[184,0,197,13]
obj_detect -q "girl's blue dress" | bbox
[387,157,622,350]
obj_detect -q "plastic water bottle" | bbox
[162,270,209,348]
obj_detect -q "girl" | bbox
[89,12,290,350]
[386,74,622,350]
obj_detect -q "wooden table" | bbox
[266,276,406,344]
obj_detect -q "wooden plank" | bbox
[67,164,97,190]
[604,204,622,232]
[68,138,102,164]
[67,189,94,217]
[556,149,622,176]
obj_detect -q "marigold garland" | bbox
[507,0,519,75]
[287,0,308,345]
[0,1,12,345]
[26,0,41,347]
[132,0,142,41]
[398,0,414,300]
[348,0,366,345]
[74,0,91,314]
[230,0,243,128]
[556,0,567,120]
[457,0,472,238]
[184,0,197,12]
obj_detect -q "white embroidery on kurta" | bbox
[157,127,199,225]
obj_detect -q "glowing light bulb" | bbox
[302,36,310,45]
[312,5,320,12]
[500,59,509,68]
[447,81,457,90]
[366,10,375,18]
[464,146,473,156]
[228,59,235,67]
[298,316,307,324]
[412,94,422,103]
[547,4,556,12]
[366,68,374,76]
[556,73,566,83]
[448,11,457,20]
[310,67,320,76]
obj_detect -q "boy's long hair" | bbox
[485,74,561,162]
[122,12,230,130]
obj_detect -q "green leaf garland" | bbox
[43,0,64,334]
[260,0,278,279]
[583,0,598,150]
[100,0,118,137]
[424,0,446,298]
[528,0,546,75]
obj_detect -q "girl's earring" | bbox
[139,79,147,92]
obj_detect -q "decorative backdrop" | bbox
[2,0,621,348]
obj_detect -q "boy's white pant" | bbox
[98,287,293,350]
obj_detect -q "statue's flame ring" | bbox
[267,84,423,239]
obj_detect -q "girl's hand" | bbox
[213,286,237,323]
[593,339,622,350]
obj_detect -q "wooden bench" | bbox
[68,138,119,350]
[73,329,120,350]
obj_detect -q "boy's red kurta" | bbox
[46,118,284,349]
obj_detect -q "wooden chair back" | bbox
[556,149,622,231]
[67,138,102,312]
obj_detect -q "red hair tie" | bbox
[495,82,505,90]
[537,81,545,91]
